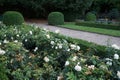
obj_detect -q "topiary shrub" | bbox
[3,11,24,25]
[85,12,96,21]
[48,12,64,25]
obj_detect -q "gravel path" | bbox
[28,23,120,47]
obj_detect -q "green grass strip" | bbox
[59,22,120,37]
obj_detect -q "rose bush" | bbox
[0,23,120,80]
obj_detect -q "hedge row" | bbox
[75,21,120,30]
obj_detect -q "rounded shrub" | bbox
[3,11,24,25]
[48,12,64,25]
[85,12,96,21]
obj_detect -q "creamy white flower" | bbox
[43,28,49,32]
[4,34,6,37]
[55,46,58,49]
[50,41,55,45]
[67,49,70,52]
[46,34,50,39]
[55,30,60,33]
[44,57,49,62]
[117,71,120,79]
[14,40,18,43]
[11,37,14,40]
[88,65,95,70]
[72,56,77,61]
[74,65,82,71]
[25,39,27,42]
[70,44,76,49]
[16,34,19,37]
[0,49,5,55]
[3,39,9,43]
[34,47,38,52]
[112,44,120,50]
[65,61,69,66]
[57,76,63,80]
[0,42,1,45]
[58,44,62,49]
[105,58,112,61]
[76,46,80,51]
[57,76,61,80]
[29,31,33,35]
[114,54,119,60]
[106,61,112,66]
[100,65,108,70]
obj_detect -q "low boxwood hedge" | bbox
[75,21,120,30]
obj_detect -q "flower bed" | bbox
[0,23,120,80]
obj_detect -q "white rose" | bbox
[14,40,18,43]
[88,65,95,70]
[25,39,27,42]
[55,46,58,49]
[67,49,70,52]
[11,37,14,40]
[114,54,119,60]
[34,47,38,52]
[0,49,5,55]
[44,57,49,62]
[117,71,120,79]
[74,65,82,71]
[72,56,77,61]
[43,28,49,32]
[55,30,60,33]
[76,46,80,51]
[0,42,1,45]
[46,34,50,39]
[58,44,62,49]
[50,41,55,45]
[29,31,33,35]
[105,58,112,61]
[112,44,120,50]
[65,61,69,66]
[3,39,9,43]
[106,61,112,66]
[17,34,19,37]
[70,44,76,50]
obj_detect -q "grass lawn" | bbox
[59,22,120,37]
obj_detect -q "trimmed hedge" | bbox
[85,12,96,21]
[75,21,120,30]
[3,11,24,25]
[48,12,64,25]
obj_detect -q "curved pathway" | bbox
[28,22,120,47]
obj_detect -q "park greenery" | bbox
[0,23,120,80]
[0,0,120,21]
[0,0,120,80]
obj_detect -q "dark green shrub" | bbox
[48,12,64,25]
[0,14,3,21]
[3,11,24,25]
[85,12,96,21]
[75,21,120,30]
[108,8,120,20]
[63,11,80,22]
[22,36,36,51]
[0,63,9,80]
